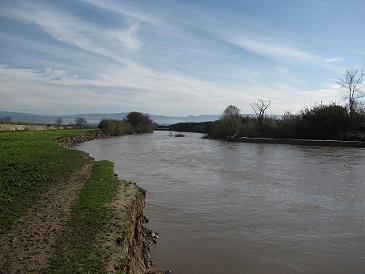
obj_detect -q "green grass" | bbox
[44,160,119,274]
[0,129,95,232]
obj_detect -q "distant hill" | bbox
[0,111,219,125]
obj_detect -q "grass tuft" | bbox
[44,160,119,274]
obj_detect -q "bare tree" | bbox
[356,101,365,113]
[251,99,271,134]
[55,117,63,125]
[338,69,364,116]
[74,117,87,128]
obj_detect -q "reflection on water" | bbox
[77,131,365,274]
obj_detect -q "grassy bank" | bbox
[0,129,152,273]
[44,160,119,273]
[0,129,94,232]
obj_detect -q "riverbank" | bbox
[0,129,154,273]
[228,136,365,147]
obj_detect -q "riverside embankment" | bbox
[0,129,154,273]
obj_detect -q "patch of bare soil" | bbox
[96,182,152,274]
[0,154,93,274]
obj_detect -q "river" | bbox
[76,131,365,274]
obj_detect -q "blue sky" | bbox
[0,0,364,115]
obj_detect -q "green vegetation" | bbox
[98,119,132,136]
[44,161,119,274]
[208,69,365,141]
[284,104,352,140]
[126,111,154,133]
[208,103,365,141]
[0,129,94,232]
[98,111,154,136]
[168,122,212,133]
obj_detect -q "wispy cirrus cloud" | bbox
[80,0,330,65]
[227,34,319,62]
[82,0,162,25]
[0,0,356,116]
[0,2,142,57]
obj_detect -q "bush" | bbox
[208,105,243,138]
[126,112,154,133]
[98,119,132,136]
[295,104,350,139]
[277,113,301,138]
[238,118,257,137]
[169,122,212,133]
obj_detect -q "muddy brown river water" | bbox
[77,131,365,274]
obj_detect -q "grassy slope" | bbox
[0,129,94,232]
[44,160,119,274]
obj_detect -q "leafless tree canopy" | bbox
[338,69,364,114]
[250,99,271,121]
[55,117,63,125]
[75,117,87,127]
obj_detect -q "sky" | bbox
[1,0,365,116]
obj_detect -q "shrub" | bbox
[98,119,132,136]
[126,112,154,133]
[295,104,351,139]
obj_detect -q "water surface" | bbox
[77,131,365,273]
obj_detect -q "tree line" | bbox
[56,112,154,135]
[208,69,365,141]
[98,112,154,136]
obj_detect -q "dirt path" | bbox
[0,154,93,274]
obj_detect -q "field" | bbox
[0,129,94,232]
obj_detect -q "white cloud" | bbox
[325,57,345,63]
[80,0,326,64]
[228,34,319,62]
[82,0,162,25]
[110,24,142,51]
[0,3,142,57]
[0,64,341,115]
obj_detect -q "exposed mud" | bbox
[0,154,93,273]
[96,182,153,274]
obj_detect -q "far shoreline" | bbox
[157,127,365,148]
[226,136,365,148]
